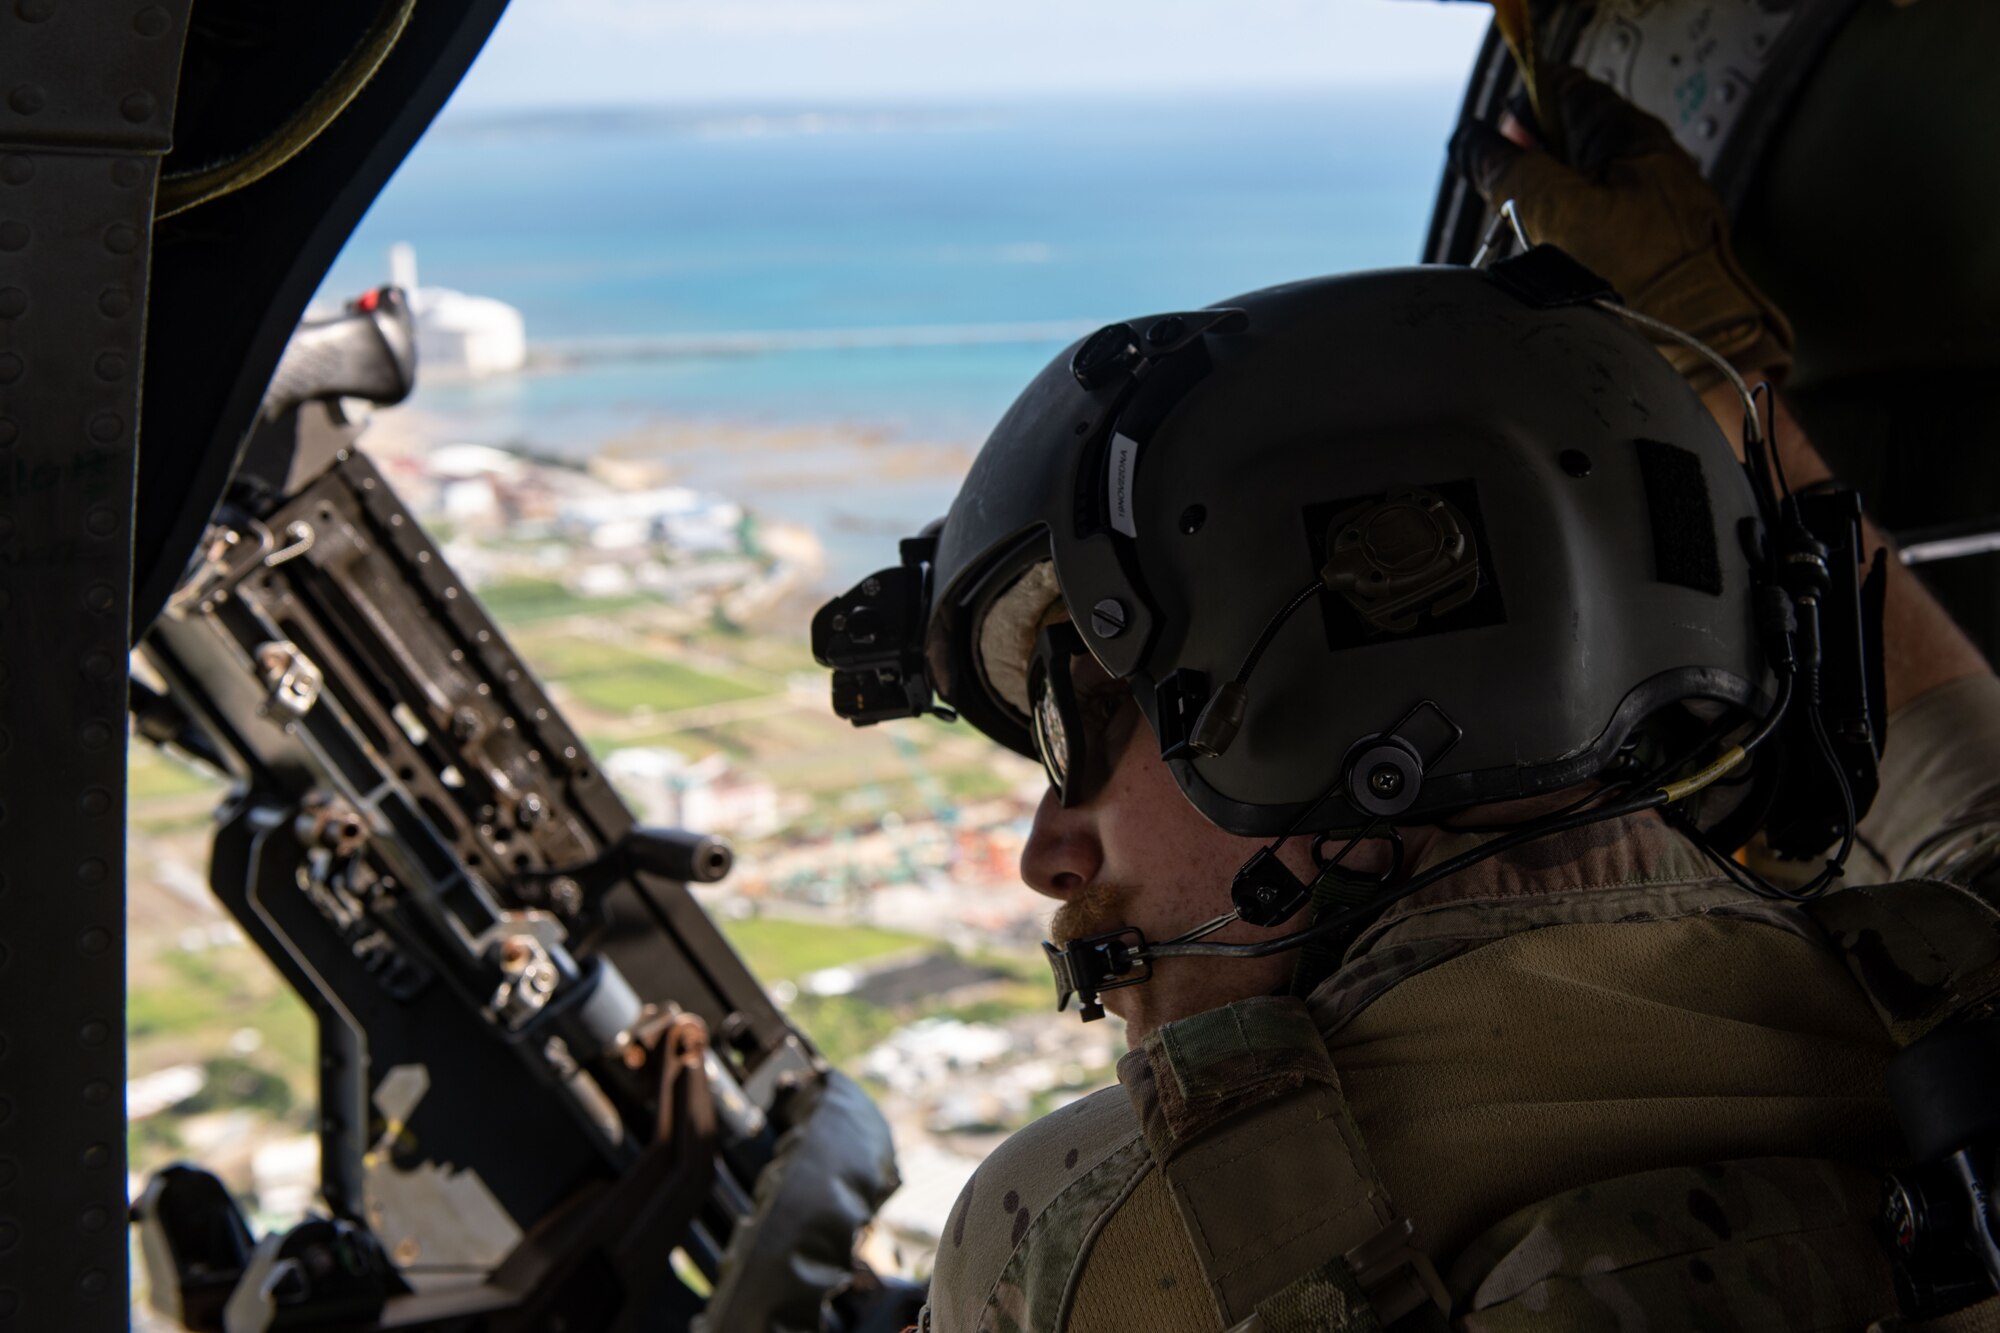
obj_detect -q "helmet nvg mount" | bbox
[813,249,1882,1018]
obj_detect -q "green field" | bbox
[504,633,661,678]
[476,578,659,625]
[504,630,769,715]
[718,916,928,981]
[562,663,763,714]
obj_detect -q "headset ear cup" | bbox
[1344,737,1425,818]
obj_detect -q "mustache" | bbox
[1048,881,1135,947]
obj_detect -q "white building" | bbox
[604,746,781,840]
[388,242,527,379]
[555,486,745,557]
[857,1018,1014,1097]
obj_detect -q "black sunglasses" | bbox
[1027,622,1136,807]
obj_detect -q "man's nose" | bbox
[1020,786,1102,898]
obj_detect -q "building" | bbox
[604,746,782,840]
[388,242,528,378]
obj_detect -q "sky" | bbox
[445,0,1494,111]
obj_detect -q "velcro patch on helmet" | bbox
[1634,439,1723,595]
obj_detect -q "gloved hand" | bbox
[1451,67,1793,392]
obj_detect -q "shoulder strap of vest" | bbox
[1806,877,2000,1047]
[1118,995,1448,1331]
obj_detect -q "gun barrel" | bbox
[627,826,735,884]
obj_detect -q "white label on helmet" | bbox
[1107,432,1140,538]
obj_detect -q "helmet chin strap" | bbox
[1040,820,1391,1021]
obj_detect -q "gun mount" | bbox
[128,294,917,1331]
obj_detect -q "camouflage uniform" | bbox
[921,674,2000,1332]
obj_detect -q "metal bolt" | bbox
[1090,599,1127,639]
[861,577,881,597]
[1369,764,1404,798]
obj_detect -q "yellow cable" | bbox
[1661,745,1747,804]
[157,0,417,220]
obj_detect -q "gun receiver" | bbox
[134,443,913,1330]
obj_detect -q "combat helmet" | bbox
[814,255,1776,839]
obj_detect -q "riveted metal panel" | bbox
[132,0,516,636]
[0,1,192,1328]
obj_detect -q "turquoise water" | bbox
[321,89,1471,580]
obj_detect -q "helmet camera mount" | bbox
[811,528,955,725]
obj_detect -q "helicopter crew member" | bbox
[815,73,2000,1332]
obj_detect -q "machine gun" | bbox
[128,290,920,1333]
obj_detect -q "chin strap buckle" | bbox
[1043,928,1151,1022]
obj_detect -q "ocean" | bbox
[319,88,1471,585]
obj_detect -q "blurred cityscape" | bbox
[124,417,1119,1288]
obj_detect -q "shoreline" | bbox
[364,401,979,591]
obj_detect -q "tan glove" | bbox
[1451,67,1793,392]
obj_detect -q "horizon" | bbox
[432,77,1485,126]
[440,0,1491,114]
